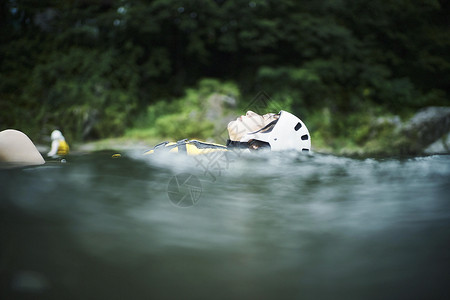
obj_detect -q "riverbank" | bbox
[335,106,450,157]
[60,106,449,158]
[33,103,449,158]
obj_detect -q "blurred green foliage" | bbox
[0,0,449,145]
[128,78,238,141]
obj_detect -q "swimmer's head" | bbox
[51,130,64,141]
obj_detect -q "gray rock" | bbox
[205,93,237,121]
[375,115,402,127]
[424,132,450,154]
[204,93,237,142]
[400,106,450,154]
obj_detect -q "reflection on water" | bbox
[1,152,449,299]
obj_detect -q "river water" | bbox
[1,151,449,299]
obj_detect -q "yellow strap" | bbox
[144,140,227,156]
[143,142,177,155]
[186,143,227,155]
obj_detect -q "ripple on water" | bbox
[0,152,449,299]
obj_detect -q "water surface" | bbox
[1,152,449,299]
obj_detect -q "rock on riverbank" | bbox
[401,107,450,154]
[348,106,450,157]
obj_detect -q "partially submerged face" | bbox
[227,111,279,141]
[227,110,311,152]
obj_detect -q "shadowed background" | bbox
[0,0,449,154]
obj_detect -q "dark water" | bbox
[1,151,449,300]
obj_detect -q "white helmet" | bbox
[240,110,311,152]
[51,130,64,141]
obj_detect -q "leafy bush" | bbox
[129,78,238,141]
[154,112,214,141]
[20,47,139,141]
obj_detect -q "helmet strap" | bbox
[226,139,250,149]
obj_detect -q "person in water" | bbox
[144,110,311,155]
[0,129,45,167]
[0,111,309,165]
[47,130,69,157]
